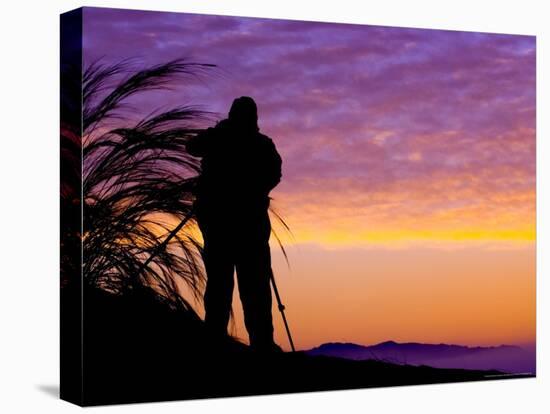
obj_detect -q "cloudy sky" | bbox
[83,7,536,350]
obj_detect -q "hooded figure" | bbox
[186,96,282,352]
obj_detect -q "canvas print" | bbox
[60,7,536,406]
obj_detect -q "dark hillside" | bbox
[70,286,529,406]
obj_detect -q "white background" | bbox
[0,0,547,412]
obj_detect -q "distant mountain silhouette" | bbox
[306,341,535,374]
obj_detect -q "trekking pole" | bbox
[269,267,296,352]
[138,207,195,272]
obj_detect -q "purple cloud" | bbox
[82,7,535,239]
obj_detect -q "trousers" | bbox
[197,202,274,348]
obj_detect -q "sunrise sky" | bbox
[83,7,536,350]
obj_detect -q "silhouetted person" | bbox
[186,96,282,352]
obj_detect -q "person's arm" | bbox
[186,119,231,157]
[185,127,215,157]
[264,139,282,192]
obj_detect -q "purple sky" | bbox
[83,7,535,244]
